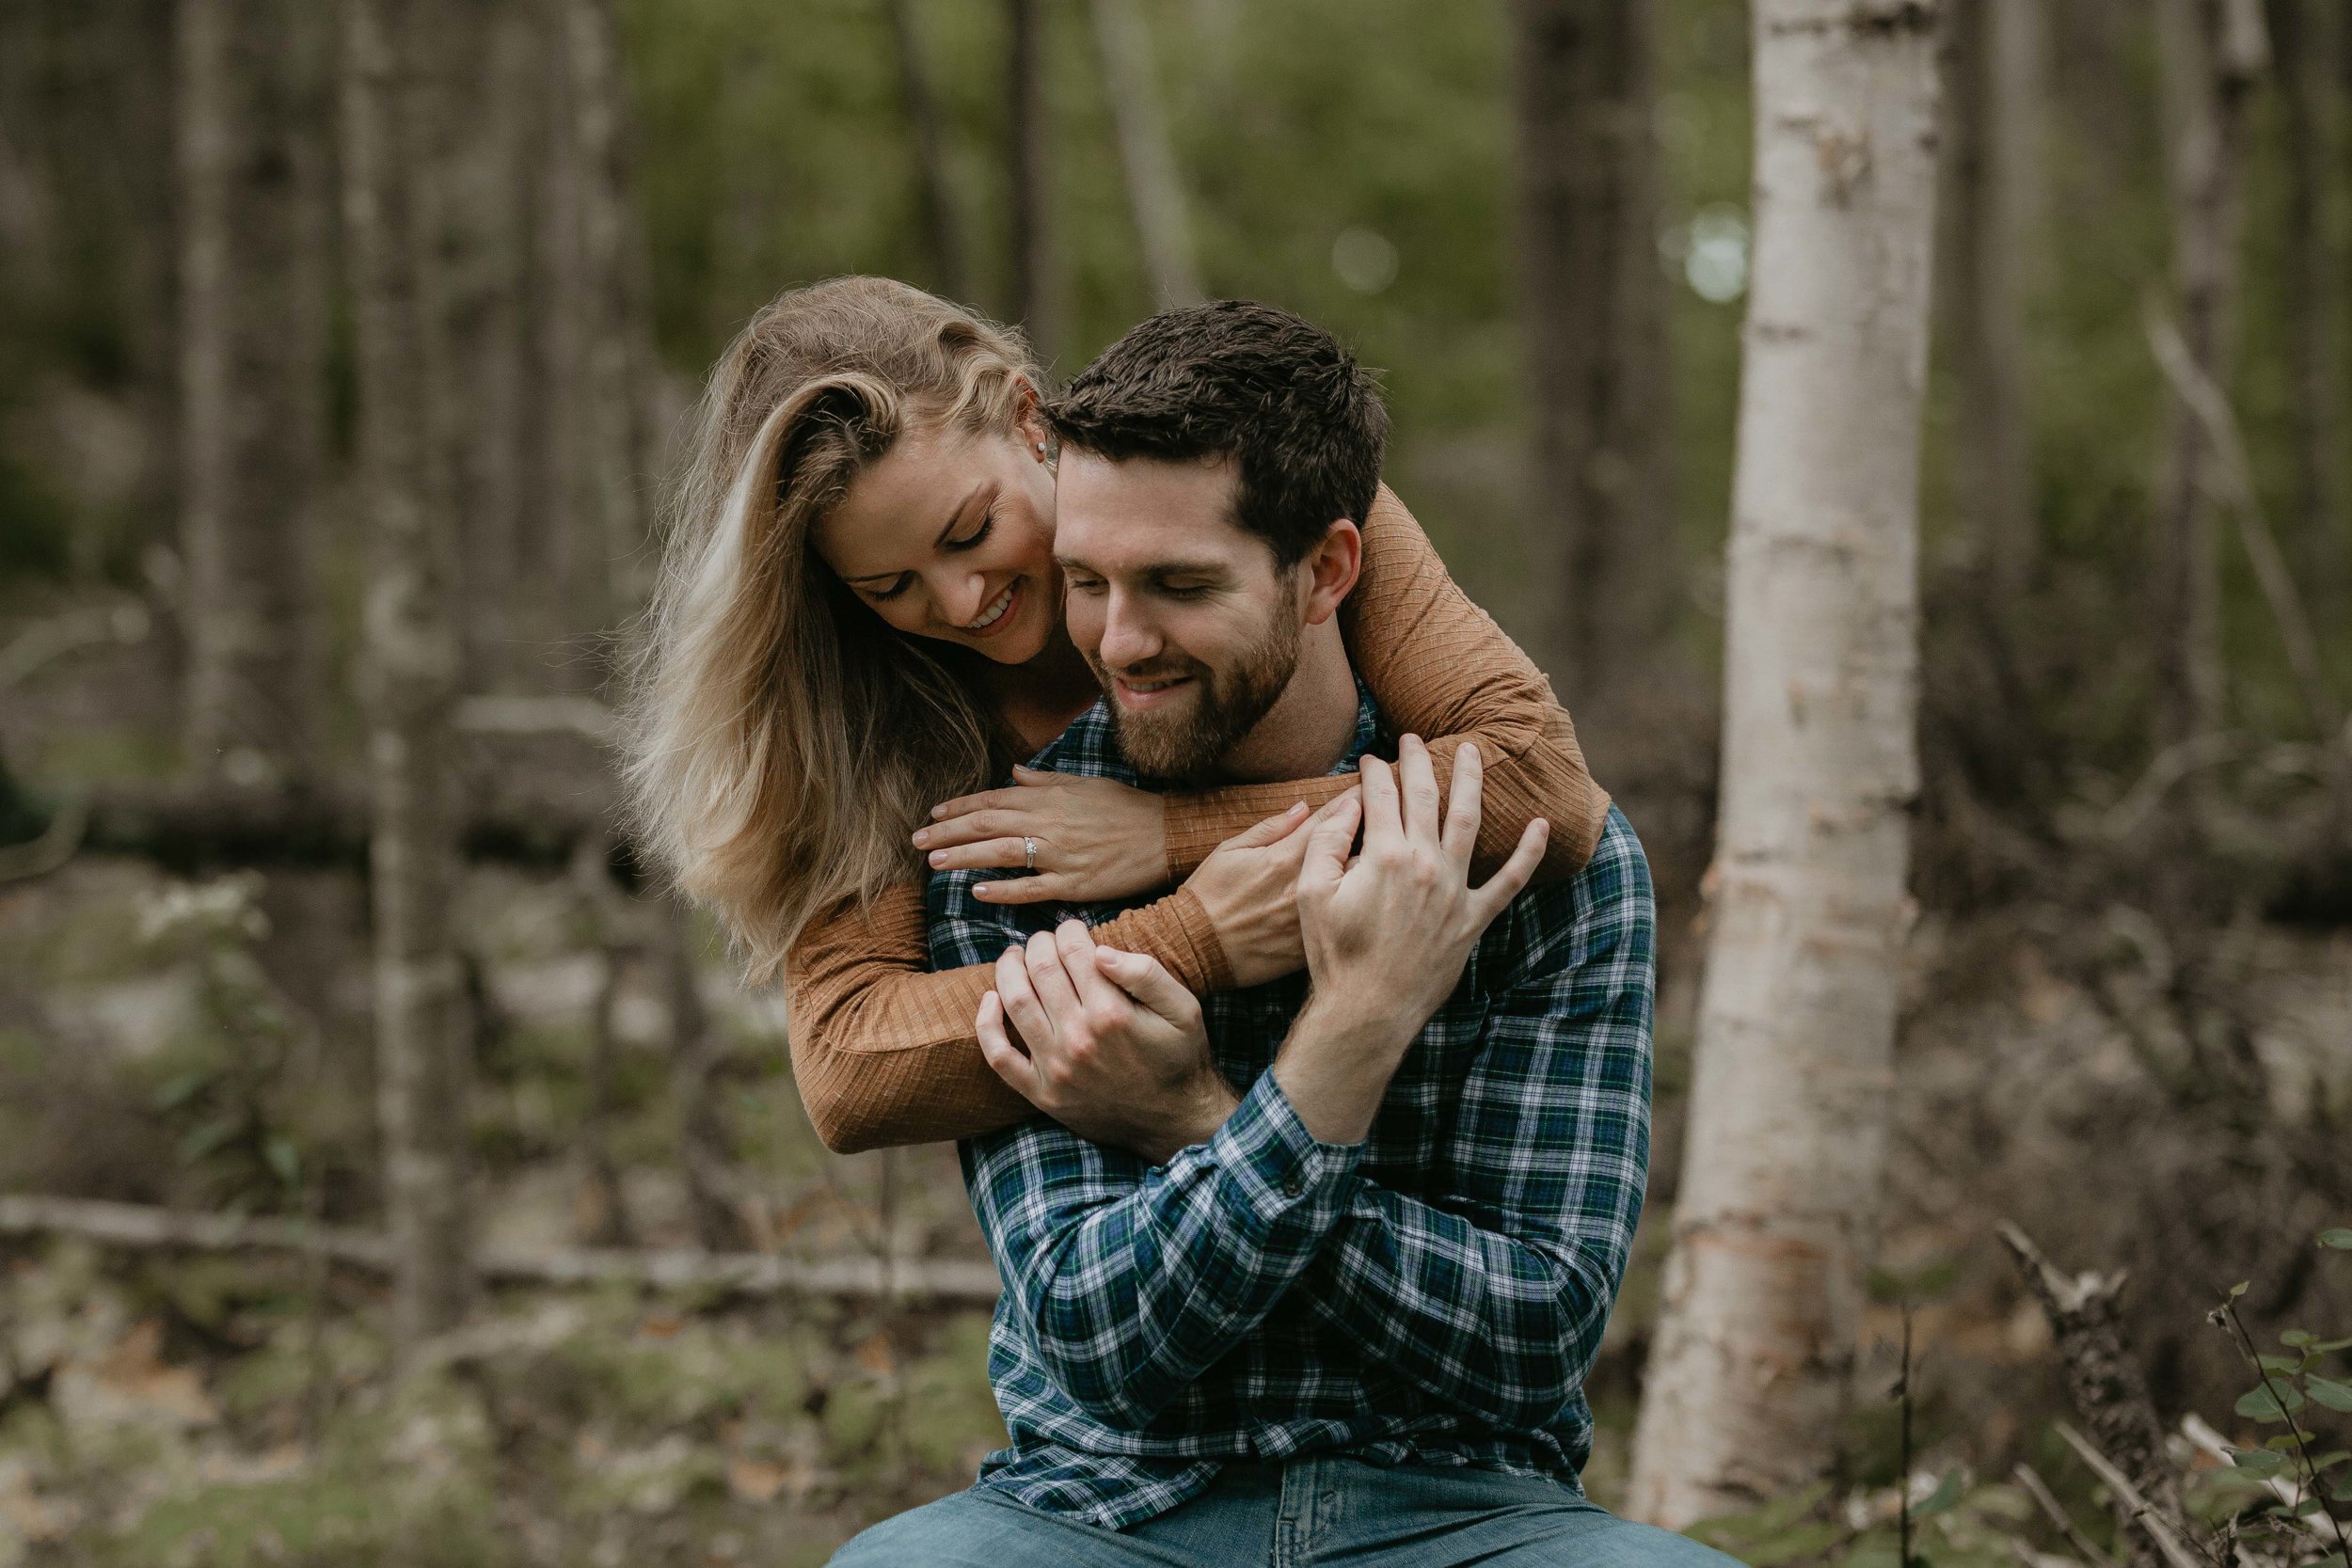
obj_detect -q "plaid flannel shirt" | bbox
[927,682,1655,1530]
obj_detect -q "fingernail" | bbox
[913,830,930,846]
[931,804,946,818]
[929,850,946,867]
[1462,743,1478,765]
[975,884,993,898]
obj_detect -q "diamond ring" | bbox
[1023,836,1037,871]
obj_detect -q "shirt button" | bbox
[1281,1173,1306,1198]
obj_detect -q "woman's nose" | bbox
[937,571,991,627]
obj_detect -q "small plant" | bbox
[2205,1228,2352,1568]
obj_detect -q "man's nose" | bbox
[1096,589,1162,670]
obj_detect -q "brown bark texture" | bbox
[174,0,331,784]
[341,0,476,1350]
[1009,0,1062,365]
[1940,0,2042,601]
[2153,0,2267,756]
[1507,0,1673,705]
[2265,0,2347,607]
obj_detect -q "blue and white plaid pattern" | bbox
[927,684,1655,1531]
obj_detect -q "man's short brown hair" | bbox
[1045,300,1389,567]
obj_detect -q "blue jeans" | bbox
[828,1457,1741,1567]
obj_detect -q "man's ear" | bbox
[1298,519,1362,627]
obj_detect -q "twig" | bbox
[2212,1291,2352,1568]
[2145,298,2345,745]
[0,1193,1002,1303]
[2052,1421,2215,1568]
[2014,1462,2122,1568]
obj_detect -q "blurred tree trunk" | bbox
[660,899,745,1251]
[2265,0,2346,605]
[556,0,662,622]
[1940,0,2042,602]
[174,0,331,784]
[1506,0,1672,705]
[1628,0,1941,1528]
[888,0,973,304]
[1008,0,1062,364]
[2152,0,2267,761]
[416,0,535,695]
[341,0,474,1349]
[1090,0,1203,309]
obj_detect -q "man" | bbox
[830,303,1724,1566]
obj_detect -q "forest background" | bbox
[0,0,2347,1564]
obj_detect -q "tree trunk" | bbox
[1940,0,2042,602]
[174,0,330,784]
[888,0,973,305]
[660,898,745,1252]
[1506,0,1673,705]
[1089,0,1203,309]
[2152,0,2267,759]
[2265,0,2346,607]
[1008,0,1062,364]
[1627,0,1942,1528]
[340,0,474,1350]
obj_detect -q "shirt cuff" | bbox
[1202,1069,1362,1230]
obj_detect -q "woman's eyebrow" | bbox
[840,483,984,583]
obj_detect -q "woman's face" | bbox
[813,410,1061,664]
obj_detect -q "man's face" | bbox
[1053,451,1306,780]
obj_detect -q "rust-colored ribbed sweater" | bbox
[786,484,1612,1153]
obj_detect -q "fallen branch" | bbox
[0,1193,1001,1305]
[2000,1223,2192,1568]
[2052,1422,2212,1568]
[2013,1461,2122,1568]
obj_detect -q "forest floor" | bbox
[0,844,2346,1566]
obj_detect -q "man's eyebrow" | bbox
[1054,554,1232,578]
[840,484,981,583]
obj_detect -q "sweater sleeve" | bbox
[785,881,1234,1154]
[1158,483,1612,882]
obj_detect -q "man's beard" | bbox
[1088,610,1302,782]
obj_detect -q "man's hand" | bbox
[1274,736,1549,1145]
[976,918,1242,1164]
[1182,797,1343,987]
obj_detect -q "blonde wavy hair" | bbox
[622,277,1041,982]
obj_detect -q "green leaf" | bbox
[2311,1450,2350,1473]
[2281,1329,2317,1348]
[263,1135,300,1187]
[2306,1375,2352,1413]
[2258,1354,2304,1373]
[2230,1280,2252,1296]
[2313,1338,2352,1354]
[2228,1447,2288,1475]
[1913,1469,1965,1519]
[2319,1229,2352,1250]
[2333,1473,2352,1502]
[2237,1385,2306,1420]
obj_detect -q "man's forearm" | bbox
[1295,1181,1617,1430]
[1269,990,1418,1145]
[978,1071,1360,1429]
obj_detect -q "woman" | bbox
[623,277,1611,1154]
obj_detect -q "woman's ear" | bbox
[1013,382,1052,463]
[1300,519,1362,626]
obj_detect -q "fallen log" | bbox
[0,1193,1002,1305]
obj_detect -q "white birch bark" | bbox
[1627,0,1942,1528]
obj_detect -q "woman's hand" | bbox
[918,767,1169,905]
[1180,795,1351,988]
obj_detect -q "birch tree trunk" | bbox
[1507,0,1672,704]
[2265,0,2346,606]
[1089,0,1203,309]
[1628,0,1942,1527]
[341,0,474,1349]
[888,0,974,304]
[1008,0,1062,364]
[175,0,330,784]
[1941,0,2042,601]
[2152,0,2266,761]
